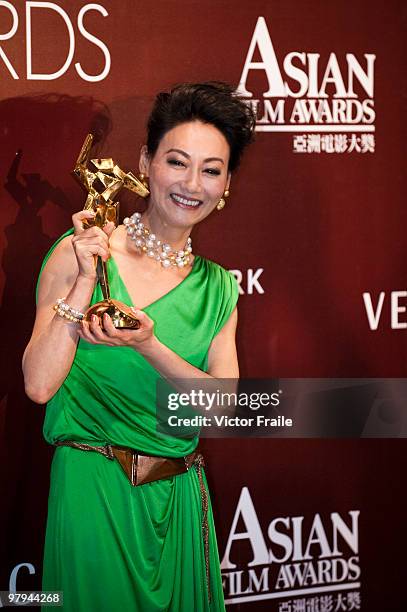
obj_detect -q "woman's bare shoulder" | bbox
[43,235,77,274]
[37,235,78,303]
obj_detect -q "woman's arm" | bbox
[139,306,239,379]
[22,238,94,404]
[78,305,239,380]
[22,212,111,404]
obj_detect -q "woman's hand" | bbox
[71,210,115,280]
[77,308,155,352]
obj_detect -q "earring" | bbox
[216,189,230,211]
[139,173,148,188]
[138,173,150,197]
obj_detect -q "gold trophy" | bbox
[73,133,149,329]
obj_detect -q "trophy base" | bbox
[85,299,140,330]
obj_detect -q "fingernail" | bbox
[92,314,97,322]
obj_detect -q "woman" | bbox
[23,82,255,611]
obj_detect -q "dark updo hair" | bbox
[146,81,256,172]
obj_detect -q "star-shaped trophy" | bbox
[73,133,149,329]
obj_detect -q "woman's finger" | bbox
[88,314,107,340]
[79,320,97,343]
[72,210,96,235]
[103,221,116,238]
[80,319,116,346]
[77,327,89,343]
[73,225,109,240]
[102,314,118,337]
[72,229,110,251]
[73,241,110,262]
[131,308,153,329]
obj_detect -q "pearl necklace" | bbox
[123,212,192,269]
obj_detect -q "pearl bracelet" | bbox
[53,298,85,323]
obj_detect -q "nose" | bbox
[182,166,202,195]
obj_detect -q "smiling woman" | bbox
[137,120,232,249]
[22,82,255,612]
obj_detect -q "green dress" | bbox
[37,229,238,612]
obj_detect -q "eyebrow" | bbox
[165,148,224,164]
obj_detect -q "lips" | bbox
[170,193,203,208]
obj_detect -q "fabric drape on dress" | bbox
[37,229,238,612]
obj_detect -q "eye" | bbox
[167,158,185,167]
[204,168,221,176]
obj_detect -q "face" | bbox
[139,120,231,229]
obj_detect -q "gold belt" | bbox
[54,440,211,601]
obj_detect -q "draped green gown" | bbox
[38,229,238,612]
